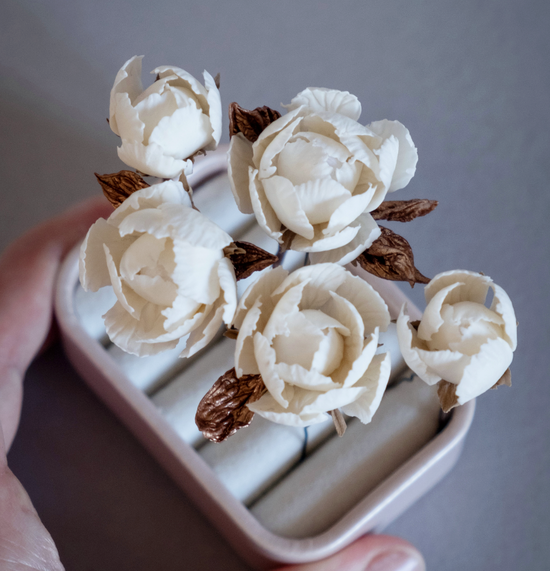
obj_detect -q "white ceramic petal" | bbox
[79,219,128,292]
[109,180,189,224]
[284,87,362,121]
[375,134,399,192]
[252,106,305,168]
[249,169,283,242]
[340,352,391,423]
[396,307,442,386]
[368,120,418,192]
[203,70,222,148]
[153,65,209,107]
[110,55,144,136]
[233,266,288,329]
[258,116,303,179]
[455,337,514,404]
[491,283,518,350]
[418,282,462,342]
[103,301,178,357]
[149,104,212,159]
[113,92,145,143]
[310,213,380,265]
[117,140,191,179]
[272,264,347,310]
[335,272,390,334]
[171,243,222,305]
[253,332,289,408]
[263,281,308,343]
[426,270,494,307]
[235,298,263,376]
[181,303,224,358]
[228,134,255,214]
[247,392,329,427]
[323,189,376,236]
[339,332,380,388]
[262,176,314,239]
[291,224,360,253]
[293,178,351,226]
[275,362,340,391]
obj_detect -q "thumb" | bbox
[277,534,425,571]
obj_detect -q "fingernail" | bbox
[364,547,425,571]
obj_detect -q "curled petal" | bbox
[368,120,418,192]
[284,87,362,121]
[117,140,192,179]
[109,55,144,135]
[228,133,255,214]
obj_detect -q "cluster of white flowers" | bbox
[79,57,517,435]
[228,87,418,265]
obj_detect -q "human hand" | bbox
[0,199,425,571]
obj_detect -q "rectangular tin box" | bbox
[54,149,474,569]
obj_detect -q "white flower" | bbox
[397,270,517,406]
[228,87,418,265]
[109,56,222,179]
[233,263,392,427]
[79,180,237,357]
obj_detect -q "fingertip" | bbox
[277,534,424,571]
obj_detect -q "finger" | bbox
[0,424,65,571]
[277,534,425,571]
[0,197,111,450]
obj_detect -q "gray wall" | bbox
[2,1,549,569]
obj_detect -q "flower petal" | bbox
[284,87,362,121]
[117,140,191,179]
[109,55,144,136]
[340,352,391,423]
[249,169,283,242]
[455,337,514,404]
[228,133,255,214]
[368,120,418,192]
[103,301,179,356]
[203,70,222,148]
[310,213,380,265]
[396,307,443,386]
[149,104,212,159]
[262,176,314,239]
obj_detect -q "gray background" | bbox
[2,1,549,569]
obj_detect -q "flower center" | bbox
[272,309,346,376]
[119,233,178,307]
[427,301,504,356]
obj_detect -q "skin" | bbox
[0,198,424,571]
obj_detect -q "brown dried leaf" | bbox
[437,380,459,413]
[491,368,512,390]
[95,170,150,208]
[225,241,278,280]
[195,368,266,442]
[330,409,347,437]
[371,199,438,222]
[353,226,430,287]
[229,102,282,142]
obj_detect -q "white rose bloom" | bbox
[79,180,237,357]
[397,270,517,406]
[233,263,392,427]
[109,56,222,179]
[228,87,418,265]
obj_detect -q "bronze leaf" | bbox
[437,380,460,413]
[491,368,512,390]
[229,102,281,142]
[195,368,266,442]
[353,226,430,287]
[223,327,239,340]
[225,241,278,280]
[371,199,438,222]
[95,170,150,208]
